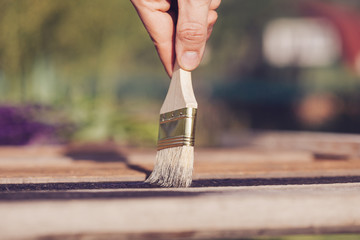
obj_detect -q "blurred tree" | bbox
[0,0,163,144]
[0,0,163,103]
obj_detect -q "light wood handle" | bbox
[160,62,198,114]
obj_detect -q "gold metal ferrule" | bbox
[157,107,197,150]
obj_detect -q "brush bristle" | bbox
[145,146,194,188]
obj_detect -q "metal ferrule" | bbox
[157,107,197,150]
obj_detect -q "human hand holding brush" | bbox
[131,0,220,187]
[130,0,221,76]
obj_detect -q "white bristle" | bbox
[145,146,194,188]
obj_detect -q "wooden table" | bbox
[0,144,360,239]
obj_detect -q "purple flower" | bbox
[0,105,55,145]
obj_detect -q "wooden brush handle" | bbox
[160,62,198,114]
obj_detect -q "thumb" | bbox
[176,0,211,71]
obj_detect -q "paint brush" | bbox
[145,62,197,187]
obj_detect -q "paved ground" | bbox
[0,144,360,239]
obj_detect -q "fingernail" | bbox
[180,51,199,70]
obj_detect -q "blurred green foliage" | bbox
[0,0,164,145]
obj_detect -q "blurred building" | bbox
[263,18,341,68]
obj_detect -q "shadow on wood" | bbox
[64,143,152,178]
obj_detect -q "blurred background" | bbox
[1,0,360,147]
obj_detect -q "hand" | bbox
[131,0,221,77]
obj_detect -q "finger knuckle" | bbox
[177,23,207,45]
[208,10,218,24]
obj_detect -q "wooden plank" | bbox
[0,145,360,184]
[221,131,360,158]
[1,183,360,239]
